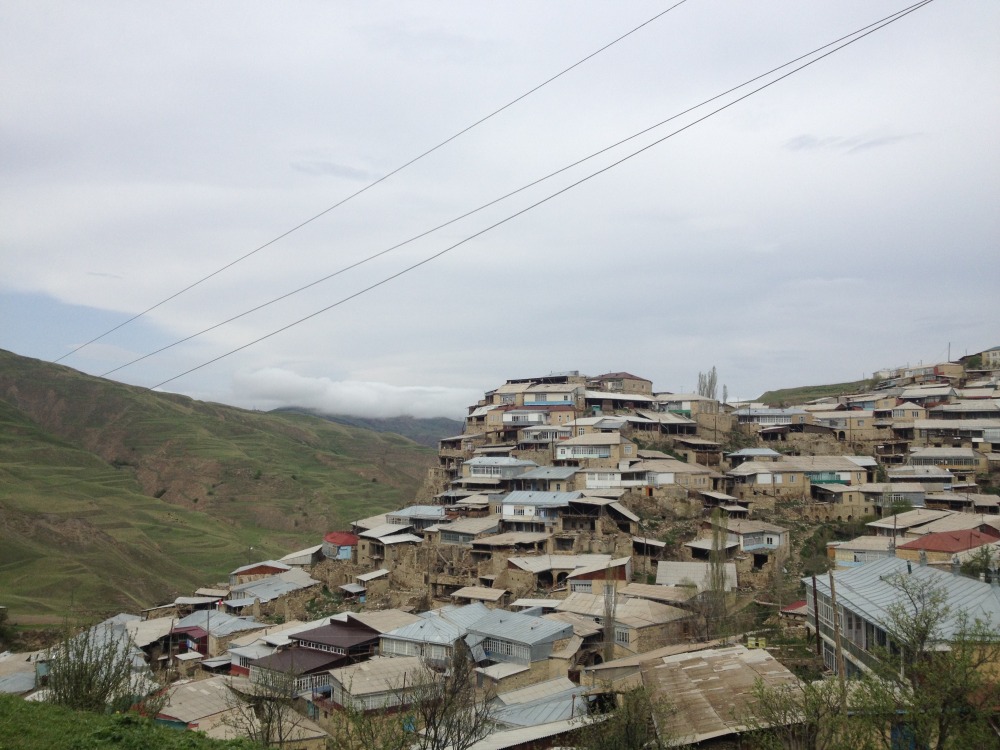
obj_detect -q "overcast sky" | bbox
[2,1,998,419]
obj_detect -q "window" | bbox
[624,445,633,456]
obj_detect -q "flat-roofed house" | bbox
[325,655,431,712]
[379,603,491,665]
[555,592,696,656]
[554,433,636,469]
[465,609,574,690]
[592,372,653,396]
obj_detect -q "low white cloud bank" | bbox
[232,367,479,419]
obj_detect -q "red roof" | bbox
[897,528,1000,553]
[324,531,360,546]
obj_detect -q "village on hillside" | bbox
[3,347,1000,748]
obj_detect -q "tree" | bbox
[746,571,1000,750]
[576,685,674,750]
[411,641,496,750]
[743,677,878,750]
[860,573,1000,750]
[697,367,718,400]
[334,644,497,750]
[223,670,311,748]
[45,620,154,714]
[702,509,730,639]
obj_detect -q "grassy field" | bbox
[0,349,435,618]
[0,695,254,749]
[756,379,875,406]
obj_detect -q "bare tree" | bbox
[334,644,496,750]
[697,367,718,400]
[223,671,310,748]
[412,641,496,750]
[703,509,730,639]
[602,565,619,663]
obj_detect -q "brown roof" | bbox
[897,528,1000,553]
[594,372,650,381]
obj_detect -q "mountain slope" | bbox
[0,349,435,616]
[273,408,463,447]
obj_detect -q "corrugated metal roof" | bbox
[466,610,572,646]
[174,610,264,637]
[359,523,414,539]
[464,456,538,467]
[804,557,1000,637]
[356,568,390,582]
[452,586,506,602]
[507,554,611,574]
[656,561,737,591]
[515,466,579,480]
[460,717,587,750]
[381,603,491,645]
[492,683,588,728]
[608,501,639,523]
[501,490,581,506]
[647,645,800,744]
[381,534,423,546]
[388,505,448,519]
[329,656,430,696]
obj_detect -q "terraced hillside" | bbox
[0,349,435,617]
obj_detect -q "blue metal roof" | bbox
[466,609,572,646]
[501,491,581,507]
[804,557,1000,638]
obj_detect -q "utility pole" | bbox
[828,570,847,713]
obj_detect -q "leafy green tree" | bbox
[45,621,151,714]
[577,686,674,750]
[860,573,1000,750]
[745,572,1000,750]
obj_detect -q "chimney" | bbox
[951,555,960,576]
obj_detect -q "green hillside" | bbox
[0,694,253,749]
[757,379,875,406]
[274,407,463,447]
[0,349,435,618]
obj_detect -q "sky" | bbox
[2,0,998,419]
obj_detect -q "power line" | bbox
[143,0,934,394]
[53,1,691,365]
[101,1,927,380]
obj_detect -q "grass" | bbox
[0,349,436,618]
[0,695,254,749]
[757,379,876,406]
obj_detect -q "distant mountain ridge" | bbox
[272,407,462,447]
[0,349,434,617]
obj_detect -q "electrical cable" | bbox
[53,1,691,365]
[142,0,934,393]
[100,0,930,380]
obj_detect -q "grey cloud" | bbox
[232,368,480,420]
[784,133,918,153]
[290,160,372,180]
